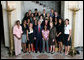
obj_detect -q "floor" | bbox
[1,43,83,59]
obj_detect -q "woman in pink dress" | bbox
[13,20,23,56]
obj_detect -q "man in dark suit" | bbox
[53,11,60,23]
[41,9,47,21]
[34,21,43,53]
[33,8,38,17]
[50,9,54,18]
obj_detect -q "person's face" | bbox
[51,9,54,13]
[28,19,30,23]
[55,12,57,16]
[35,20,37,24]
[38,12,41,16]
[59,19,62,24]
[29,10,31,14]
[50,17,52,21]
[43,9,45,13]
[31,14,34,17]
[38,21,41,25]
[45,20,48,23]
[30,23,33,28]
[44,25,47,30]
[33,17,36,20]
[17,22,20,25]
[65,20,69,25]
[24,20,26,24]
[47,13,50,17]
[40,16,42,19]
[35,10,37,13]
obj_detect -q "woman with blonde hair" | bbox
[27,23,34,53]
[49,22,57,54]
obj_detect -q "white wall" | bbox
[64,1,83,47]
[1,1,9,47]
[21,1,51,21]
[23,1,51,13]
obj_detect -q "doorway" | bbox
[0,3,5,45]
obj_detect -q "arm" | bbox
[48,31,49,39]
[57,32,62,37]
[20,26,23,39]
[13,26,19,39]
[26,30,29,40]
[42,30,46,40]
[57,25,64,37]
[68,29,72,41]
[13,34,19,39]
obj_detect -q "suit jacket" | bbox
[34,25,43,39]
[41,13,47,20]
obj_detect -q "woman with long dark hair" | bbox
[57,18,64,53]
[21,20,28,53]
[64,19,71,55]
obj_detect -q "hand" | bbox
[27,39,29,41]
[27,38,29,41]
[27,40,29,41]
[57,35,59,37]
[53,39,55,42]
[44,38,46,40]
[34,37,36,40]
[18,37,21,40]
[68,38,70,41]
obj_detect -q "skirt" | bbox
[22,34,27,43]
[28,33,34,44]
[57,35,63,42]
[64,34,71,46]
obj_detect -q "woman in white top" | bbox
[64,19,72,55]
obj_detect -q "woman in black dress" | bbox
[57,18,64,53]
[54,17,58,29]
[27,23,34,53]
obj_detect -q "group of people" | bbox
[13,8,72,56]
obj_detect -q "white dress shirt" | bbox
[64,25,71,34]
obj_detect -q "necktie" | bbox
[38,26,40,32]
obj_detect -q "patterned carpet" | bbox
[1,43,83,59]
